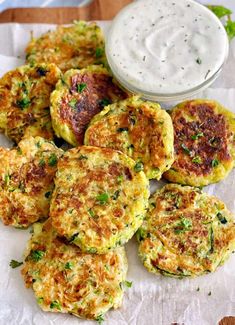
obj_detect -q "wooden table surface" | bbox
[0,0,234,324]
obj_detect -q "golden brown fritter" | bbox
[0,63,61,143]
[138,184,235,277]
[50,65,128,146]
[164,99,235,186]
[25,21,106,72]
[50,146,149,254]
[85,96,174,179]
[22,219,128,321]
[0,136,63,228]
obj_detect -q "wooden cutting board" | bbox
[0,0,234,324]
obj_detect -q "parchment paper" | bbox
[0,6,235,325]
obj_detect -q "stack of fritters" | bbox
[0,20,235,323]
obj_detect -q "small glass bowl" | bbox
[105,0,229,104]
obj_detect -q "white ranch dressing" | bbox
[106,0,229,96]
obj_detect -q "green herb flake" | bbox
[50,300,61,310]
[207,5,232,19]
[78,154,88,160]
[88,209,95,217]
[192,156,202,164]
[95,48,104,58]
[217,212,227,224]
[45,191,51,199]
[16,98,31,109]
[174,218,192,234]
[96,314,105,324]
[196,58,202,64]
[37,297,44,304]
[65,262,73,270]
[30,250,45,262]
[88,247,97,254]
[134,161,144,172]
[117,175,124,184]
[181,143,192,156]
[4,173,10,184]
[69,98,77,109]
[123,280,132,288]
[112,190,120,200]
[225,20,235,40]
[77,83,87,93]
[39,159,45,167]
[191,132,204,140]
[211,159,219,168]
[48,153,58,166]
[96,192,109,205]
[9,259,23,268]
[100,98,111,107]
[117,127,129,132]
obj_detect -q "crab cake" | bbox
[50,146,149,254]
[26,21,106,72]
[164,99,235,187]
[22,219,128,321]
[84,96,174,179]
[0,136,63,228]
[138,184,235,278]
[0,63,61,143]
[50,65,128,146]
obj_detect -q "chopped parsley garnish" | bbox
[88,247,97,254]
[117,127,129,132]
[207,5,232,19]
[9,259,23,268]
[196,58,202,64]
[96,192,109,204]
[16,98,31,109]
[78,154,88,160]
[117,175,124,184]
[29,250,45,262]
[134,161,144,172]
[191,132,204,140]
[216,212,227,224]
[123,280,132,288]
[48,153,58,166]
[69,98,77,109]
[192,156,202,164]
[225,20,235,40]
[95,48,104,58]
[77,83,87,93]
[37,297,44,304]
[88,209,95,217]
[39,158,45,167]
[45,191,51,198]
[112,190,120,200]
[4,173,10,184]
[211,159,219,167]
[181,143,192,156]
[96,314,105,324]
[65,262,73,270]
[50,300,61,310]
[100,98,111,107]
[174,218,192,234]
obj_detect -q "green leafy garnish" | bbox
[87,247,97,254]
[69,98,77,109]
[37,297,44,304]
[207,5,232,18]
[95,48,104,58]
[134,161,144,172]
[225,20,235,40]
[211,159,219,167]
[65,262,73,270]
[117,175,124,184]
[217,212,227,224]
[50,300,61,310]
[16,98,31,109]
[192,156,202,164]
[123,280,132,288]
[112,190,120,200]
[4,173,10,184]
[174,218,192,234]
[78,154,88,160]
[96,192,109,204]
[100,98,111,107]
[88,209,95,217]
[77,83,87,93]
[96,314,105,324]
[48,153,58,166]
[39,158,45,167]
[9,259,23,268]
[29,250,45,262]
[191,132,204,140]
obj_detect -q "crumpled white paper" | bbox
[0,9,235,325]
